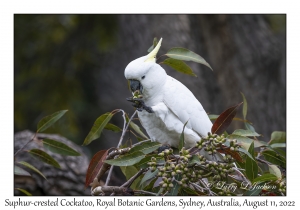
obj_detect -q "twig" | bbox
[118,110,137,148]
[94,166,145,196]
[190,182,205,193]
[162,191,169,196]
[199,179,217,196]
[117,110,128,148]
[121,168,146,187]
[105,166,114,186]
[157,54,167,63]
[255,157,273,165]
[105,110,137,186]
[14,133,36,157]
[131,139,151,147]
[110,168,145,196]
[103,148,131,186]
[233,167,251,185]
[92,186,127,196]
[134,190,157,196]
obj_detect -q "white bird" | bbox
[124,38,212,148]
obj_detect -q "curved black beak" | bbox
[129,79,143,93]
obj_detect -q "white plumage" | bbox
[124,38,212,148]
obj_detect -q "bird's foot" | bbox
[157,144,171,154]
[126,97,154,113]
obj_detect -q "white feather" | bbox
[124,42,212,148]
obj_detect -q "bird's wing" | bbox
[163,76,212,137]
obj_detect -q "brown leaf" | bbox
[217,145,244,163]
[211,102,243,135]
[85,150,109,189]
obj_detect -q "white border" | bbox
[1,0,299,209]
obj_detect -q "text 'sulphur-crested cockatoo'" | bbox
[124,38,212,148]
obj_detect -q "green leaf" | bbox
[129,121,149,140]
[240,92,248,120]
[179,121,188,150]
[156,188,164,196]
[262,150,286,168]
[42,139,80,156]
[188,155,201,166]
[232,129,260,137]
[235,160,246,171]
[120,166,141,189]
[273,148,286,157]
[140,169,158,187]
[142,177,158,191]
[269,131,286,144]
[147,37,158,53]
[83,110,119,146]
[165,47,213,70]
[134,155,164,169]
[212,102,243,135]
[130,141,162,155]
[208,114,219,120]
[245,122,256,132]
[37,110,68,132]
[17,161,47,180]
[269,164,282,179]
[126,115,149,140]
[244,184,263,196]
[162,58,197,77]
[104,151,145,166]
[14,165,31,176]
[228,134,264,150]
[104,123,122,133]
[15,188,32,196]
[252,174,278,184]
[28,149,60,168]
[245,142,258,181]
[166,174,181,195]
[270,143,286,148]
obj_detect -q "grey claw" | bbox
[127,97,153,113]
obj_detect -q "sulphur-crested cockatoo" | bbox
[124,38,212,148]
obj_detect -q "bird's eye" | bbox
[141,75,145,79]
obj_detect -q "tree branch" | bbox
[121,168,146,188]
[14,133,36,157]
[92,186,130,196]
[117,110,137,148]
[134,190,157,196]
[97,148,130,185]
[199,179,217,196]
[92,168,146,196]
[105,110,137,186]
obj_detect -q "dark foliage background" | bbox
[14,14,286,156]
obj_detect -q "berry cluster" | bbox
[276,179,286,195]
[205,160,236,181]
[196,132,240,155]
[133,90,143,99]
[147,133,241,194]
[147,157,158,172]
[277,179,286,195]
